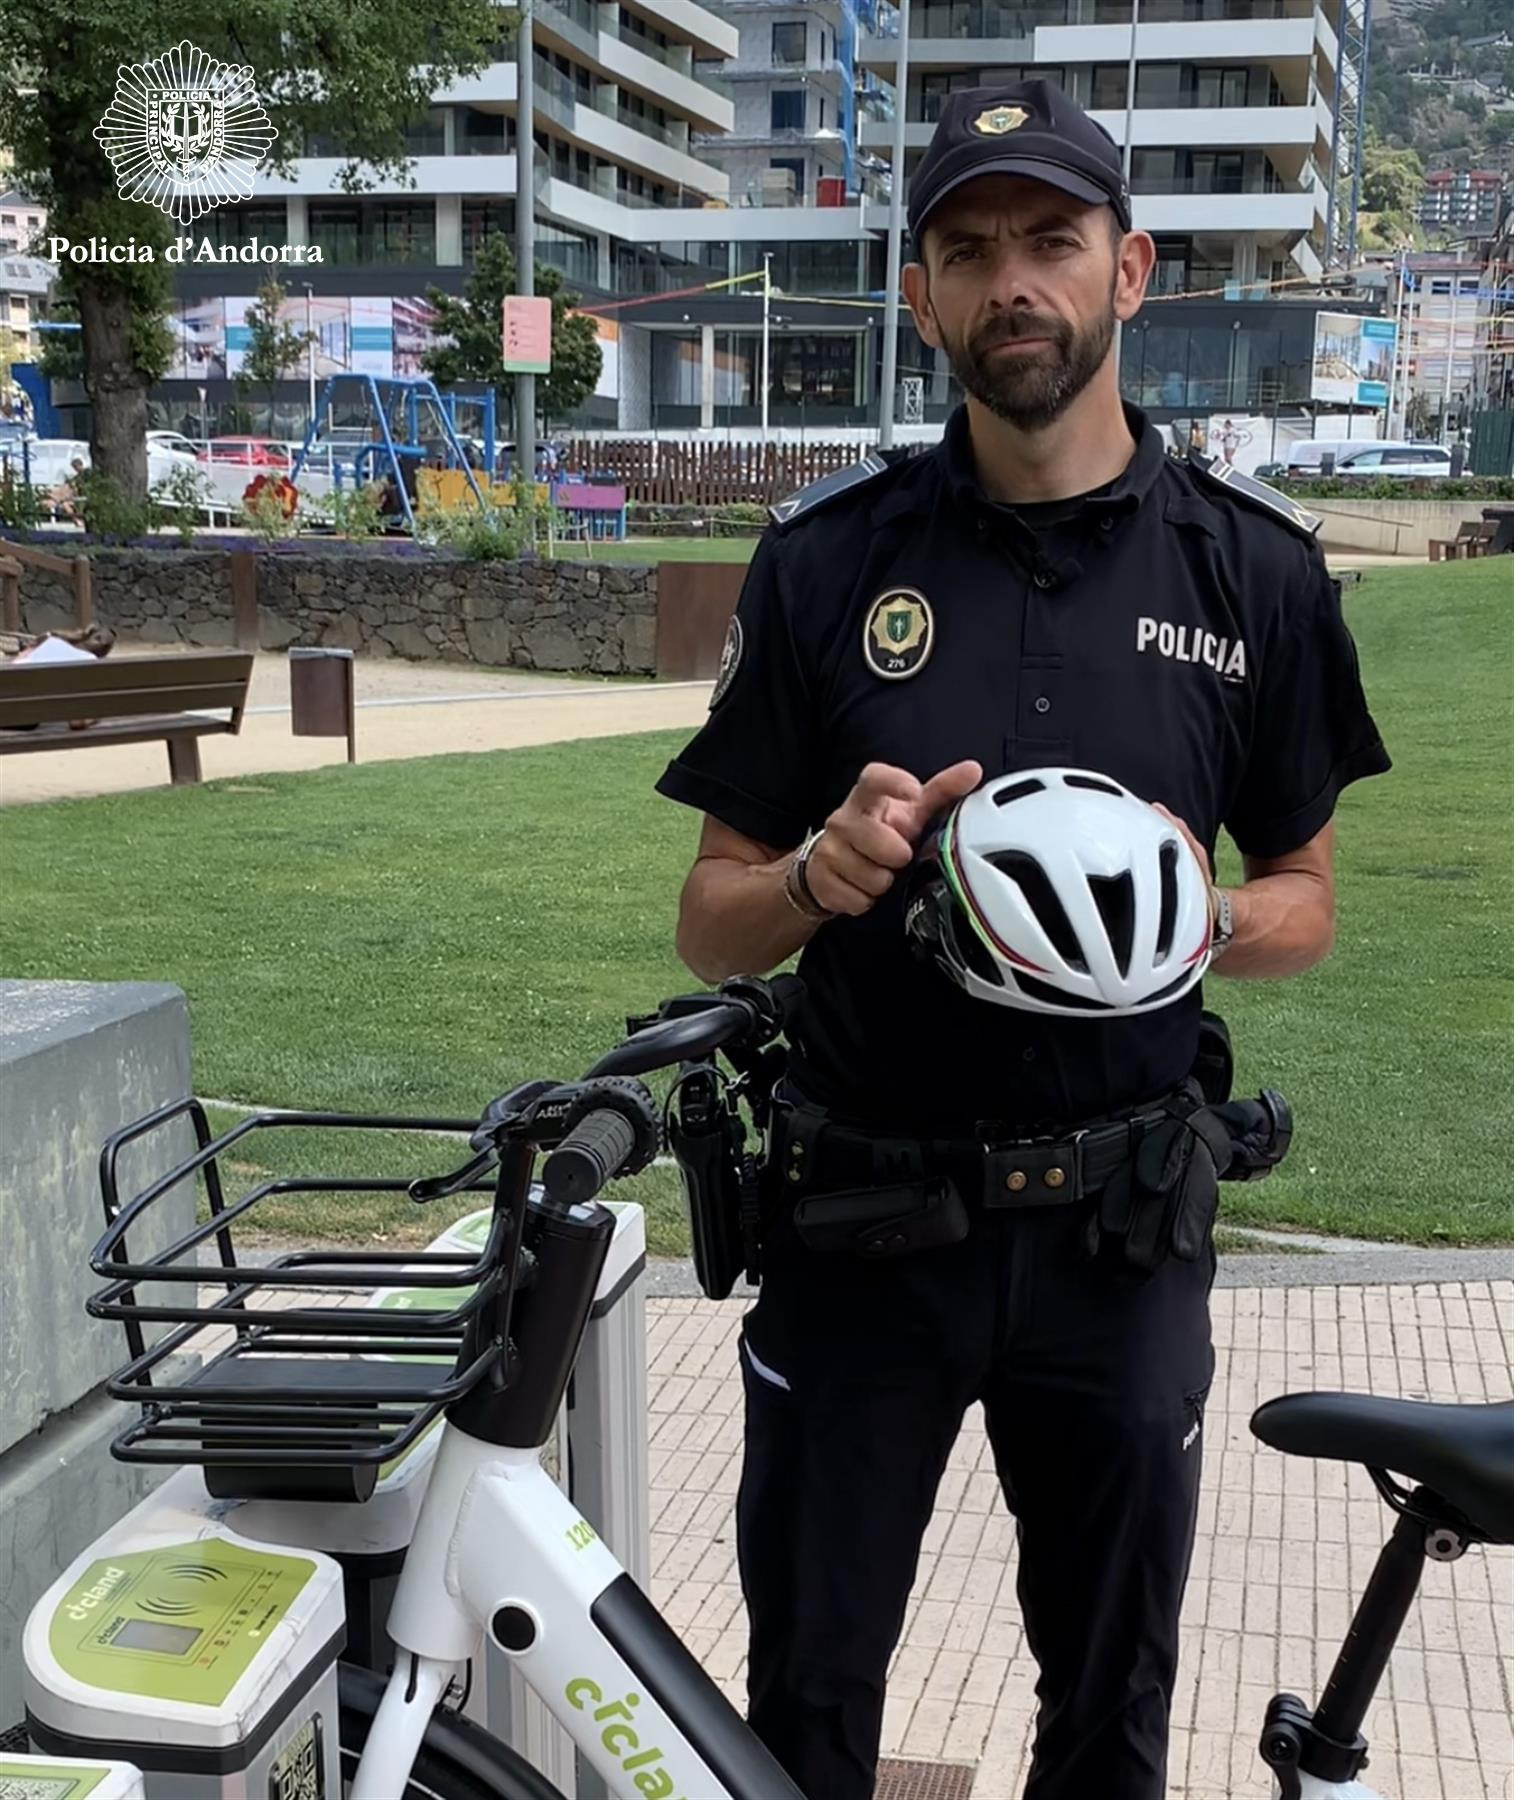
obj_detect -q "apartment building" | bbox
[1387,251,1490,433]
[1420,167,1507,237]
[0,190,48,256]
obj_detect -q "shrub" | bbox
[0,473,46,535]
[326,484,384,540]
[1279,475,1514,501]
[74,468,158,544]
[239,477,299,545]
[150,463,212,547]
[418,503,533,561]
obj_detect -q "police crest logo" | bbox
[973,105,1028,135]
[710,614,744,708]
[95,41,278,227]
[864,589,935,680]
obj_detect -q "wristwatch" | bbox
[1209,886,1235,960]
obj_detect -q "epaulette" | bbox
[769,443,932,528]
[1185,448,1321,540]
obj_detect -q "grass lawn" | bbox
[551,535,757,565]
[0,560,1508,1250]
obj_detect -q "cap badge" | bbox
[973,105,1028,135]
[864,588,934,680]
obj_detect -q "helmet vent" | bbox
[947,907,1005,987]
[993,778,1046,807]
[1014,973,1111,1013]
[1064,774,1122,797]
[986,852,1087,972]
[1156,841,1180,961]
[1088,871,1135,979]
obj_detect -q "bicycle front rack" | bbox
[92,1096,518,1500]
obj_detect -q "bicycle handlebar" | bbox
[585,973,804,1080]
[541,1108,639,1209]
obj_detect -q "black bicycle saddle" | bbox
[1252,1394,1514,1544]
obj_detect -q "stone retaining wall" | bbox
[10,545,661,675]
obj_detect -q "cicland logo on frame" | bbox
[95,39,277,226]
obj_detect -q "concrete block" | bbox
[0,1388,167,1730]
[0,981,196,1456]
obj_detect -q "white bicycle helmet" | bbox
[905,768,1214,1017]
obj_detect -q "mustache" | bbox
[969,311,1072,354]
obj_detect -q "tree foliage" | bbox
[239,279,313,433]
[422,232,603,429]
[0,0,504,498]
[1361,138,1427,217]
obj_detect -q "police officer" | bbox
[654,79,1389,1800]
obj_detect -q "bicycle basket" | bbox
[91,1096,521,1502]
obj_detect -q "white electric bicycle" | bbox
[16,974,1514,1800]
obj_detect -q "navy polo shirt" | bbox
[656,404,1390,1133]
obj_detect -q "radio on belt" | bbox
[22,1482,344,1800]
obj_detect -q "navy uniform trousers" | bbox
[736,1192,1217,1800]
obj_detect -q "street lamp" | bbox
[878,0,911,447]
[302,283,316,438]
[761,252,773,446]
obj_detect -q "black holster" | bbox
[1083,1078,1236,1277]
[667,1062,756,1301]
[770,1096,970,1261]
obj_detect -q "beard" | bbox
[940,296,1115,431]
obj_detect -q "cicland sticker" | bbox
[710,614,744,708]
[864,588,934,680]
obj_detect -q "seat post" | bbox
[1312,1505,1429,1747]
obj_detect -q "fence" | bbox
[1469,408,1514,479]
[565,439,860,507]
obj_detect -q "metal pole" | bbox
[304,284,316,435]
[1441,273,1458,442]
[761,252,772,446]
[1386,246,1409,436]
[878,0,910,448]
[1113,0,1139,370]
[516,0,537,495]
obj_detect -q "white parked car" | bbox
[1332,444,1454,479]
[147,429,202,460]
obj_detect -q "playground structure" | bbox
[287,375,627,541]
[289,375,491,533]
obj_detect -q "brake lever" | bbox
[408,1148,498,1206]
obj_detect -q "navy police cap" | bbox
[907,79,1133,244]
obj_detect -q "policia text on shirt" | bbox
[655,77,1388,1800]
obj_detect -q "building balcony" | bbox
[860,183,1319,236]
[860,102,1322,152]
[859,8,1317,65]
[719,53,851,85]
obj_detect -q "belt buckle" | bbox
[980,1128,1087,1208]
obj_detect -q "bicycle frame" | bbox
[351,1420,800,1800]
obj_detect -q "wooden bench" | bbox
[0,650,254,784]
[1428,519,1497,562]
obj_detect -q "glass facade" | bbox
[199,203,288,250]
[308,200,436,266]
[649,328,872,426]
[1119,303,1355,412]
[734,239,875,292]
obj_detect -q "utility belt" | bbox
[668,1013,1291,1294]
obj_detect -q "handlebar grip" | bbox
[541,1107,638,1210]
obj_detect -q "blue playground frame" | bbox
[289,375,492,531]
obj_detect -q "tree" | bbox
[1361,138,1427,216]
[423,233,603,434]
[238,280,312,435]
[0,0,503,503]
